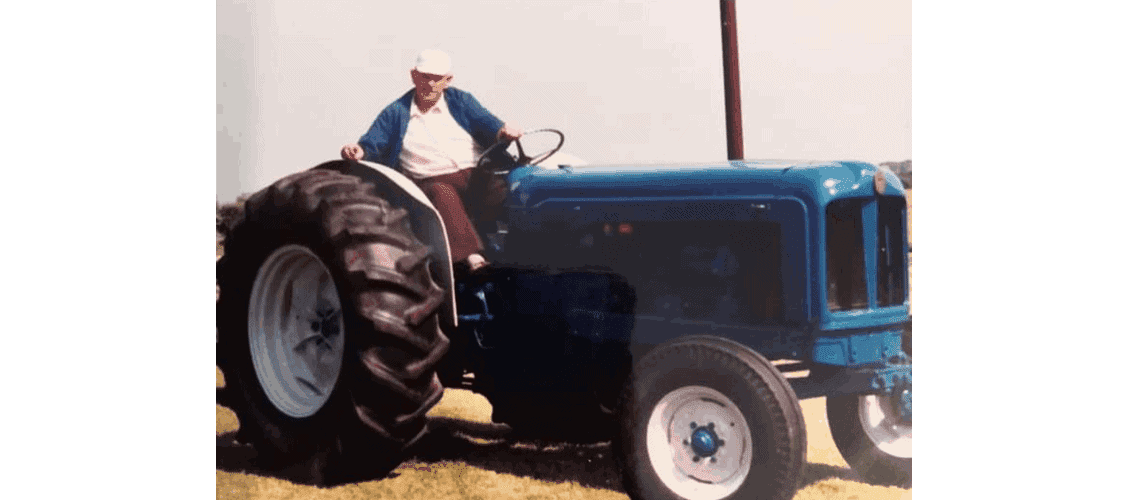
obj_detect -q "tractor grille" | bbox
[826,196,908,311]
[877,197,907,307]
[826,199,868,311]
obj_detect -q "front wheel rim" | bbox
[646,385,752,500]
[248,245,345,418]
[857,393,912,459]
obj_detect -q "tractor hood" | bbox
[504,160,906,210]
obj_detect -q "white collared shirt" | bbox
[399,95,480,180]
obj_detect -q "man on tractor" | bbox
[339,49,523,278]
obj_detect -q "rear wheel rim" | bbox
[646,385,752,500]
[857,394,912,459]
[248,245,345,418]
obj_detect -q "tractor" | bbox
[216,130,912,500]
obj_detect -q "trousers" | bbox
[415,168,507,263]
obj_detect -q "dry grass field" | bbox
[216,189,913,499]
[217,377,911,500]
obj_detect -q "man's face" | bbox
[411,69,452,102]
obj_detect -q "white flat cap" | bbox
[413,49,452,75]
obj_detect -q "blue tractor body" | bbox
[448,159,910,408]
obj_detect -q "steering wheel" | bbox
[475,128,565,174]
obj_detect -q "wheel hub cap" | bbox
[646,386,752,500]
[689,423,723,458]
[248,245,346,419]
[858,391,913,459]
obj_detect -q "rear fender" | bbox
[314,160,456,326]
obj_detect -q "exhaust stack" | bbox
[720,0,744,160]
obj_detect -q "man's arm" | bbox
[356,108,397,163]
[448,89,507,148]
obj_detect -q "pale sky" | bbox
[217,0,911,202]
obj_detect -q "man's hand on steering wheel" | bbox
[497,123,523,142]
[476,128,565,175]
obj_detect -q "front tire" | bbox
[216,169,449,484]
[826,391,912,487]
[826,335,912,488]
[616,337,807,500]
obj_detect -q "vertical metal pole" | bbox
[720,0,744,160]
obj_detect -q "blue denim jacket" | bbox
[358,87,506,172]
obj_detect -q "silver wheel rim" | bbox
[857,394,912,459]
[248,244,345,418]
[646,385,752,500]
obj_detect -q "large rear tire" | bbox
[216,169,449,484]
[616,337,807,500]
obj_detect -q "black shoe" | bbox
[455,261,495,287]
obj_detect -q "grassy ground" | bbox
[217,374,911,500]
[216,190,913,499]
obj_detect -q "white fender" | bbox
[344,151,587,326]
[355,161,457,327]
